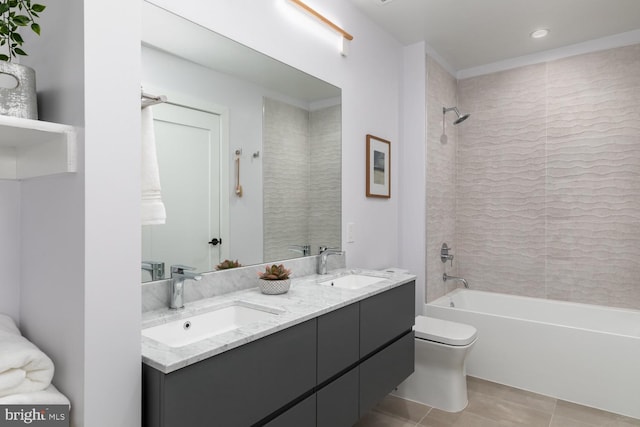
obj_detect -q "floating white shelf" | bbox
[0,115,77,180]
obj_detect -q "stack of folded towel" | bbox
[0,314,70,406]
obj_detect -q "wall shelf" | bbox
[0,115,77,180]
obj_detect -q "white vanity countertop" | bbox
[141,269,416,373]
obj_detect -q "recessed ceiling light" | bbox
[530,28,550,39]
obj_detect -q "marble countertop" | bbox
[141,268,416,374]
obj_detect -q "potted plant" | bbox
[257,264,292,295]
[215,259,242,271]
[0,0,46,119]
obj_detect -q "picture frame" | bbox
[366,134,391,198]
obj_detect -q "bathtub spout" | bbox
[443,273,469,289]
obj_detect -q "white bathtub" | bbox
[426,289,640,419]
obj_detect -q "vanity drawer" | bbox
[317,367,359,427]
[359,330,415,417]
[317,302,359,384]
[360,281,415,357]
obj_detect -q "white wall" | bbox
[19,0,142,426]
[399,42,427,314]
[19,0,86,425]
[0,182,20,321]
[83,0,141,423]
[147,0,404,270]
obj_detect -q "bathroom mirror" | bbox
[141,2,342,282]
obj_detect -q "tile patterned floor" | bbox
[355,377,640,427]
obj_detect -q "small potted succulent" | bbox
[215,259,242,270]
[257,264,292,295]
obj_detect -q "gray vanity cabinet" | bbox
[317,367,359,427]
[317,302,359,384]
[359,282,415,416]
[143,280,415,427]
[316,303,360,427]
[263,395,316,427]
[360,282,415,357]
[359,331,414,417]
[143,319,317,427]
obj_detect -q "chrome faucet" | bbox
[142,260,165,281]
[170,265,202,309]
[443,273,469,289]
[317,246,344,275]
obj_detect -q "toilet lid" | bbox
[414,316,477,346]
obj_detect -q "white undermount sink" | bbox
[142,302,283,348]
[318,274,386,290]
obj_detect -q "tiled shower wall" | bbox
[263,98,341,262]
[454,44,640,309]
[425,57,460,302]
[309,105,342,253]
[263,98,310,262]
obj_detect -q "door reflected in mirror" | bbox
[141,2,341,282]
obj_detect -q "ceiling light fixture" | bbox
[530,28,550,39]
[288,0,353,56]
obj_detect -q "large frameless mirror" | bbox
[141,2,342,282]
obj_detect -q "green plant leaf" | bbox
[0,3,9,14]
[10,32,23,43]
[13,15,30,25]
[30,22,39,35]
[8,0,18,8]
[31,3,44,12]
[0,54,9,61]
[14,46,26,55]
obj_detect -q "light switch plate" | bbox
[347,222,355,243]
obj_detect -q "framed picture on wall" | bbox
[366,134,391,198]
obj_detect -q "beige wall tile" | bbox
[426,56,459,302]
[456,62,547,298]
[545,44,640,308]
[442,43,640,309]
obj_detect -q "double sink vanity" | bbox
[140,3,414,426]
[142,268,416,427]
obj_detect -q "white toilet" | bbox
[394,316,477,412]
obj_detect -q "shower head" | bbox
[443,106,470,125]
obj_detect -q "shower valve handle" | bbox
[441,243,454,266]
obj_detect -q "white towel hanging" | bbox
[141,106,167,225]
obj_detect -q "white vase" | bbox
[0,62,38,119]
[258,278,291,295]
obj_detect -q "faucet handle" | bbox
[142,260,165,281]
[319,246,339,254]
[170,264,197,275]
[289,245,311,256]
[440,243,454,266]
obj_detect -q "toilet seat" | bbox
[414,316,477,346]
